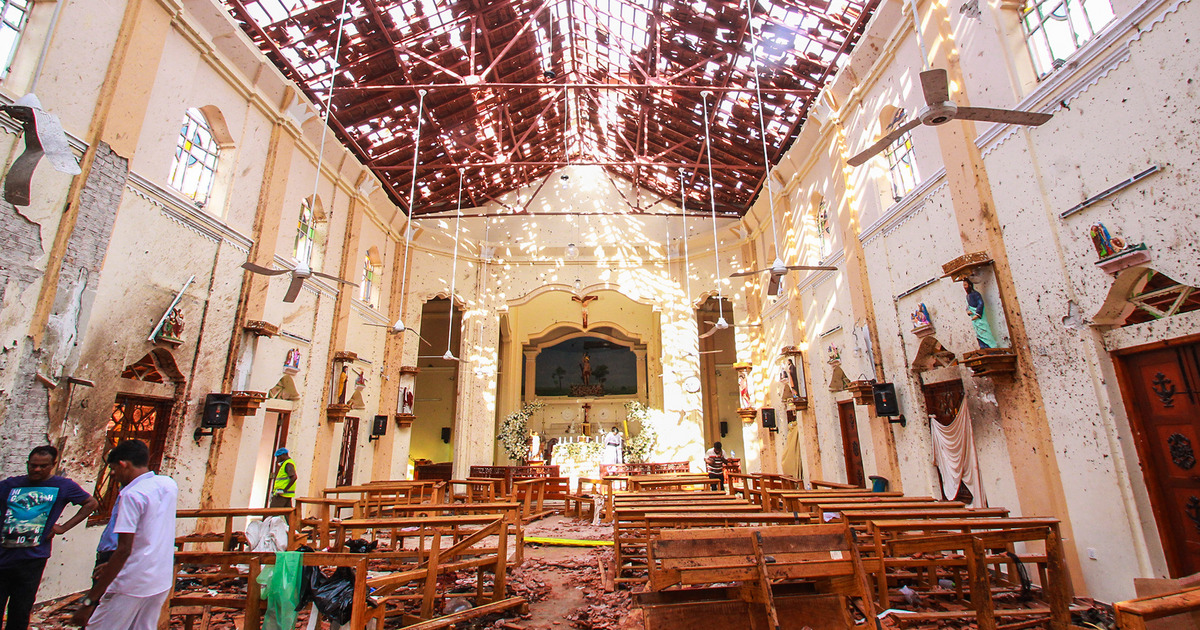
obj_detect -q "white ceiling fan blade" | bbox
[363,322,391,328]
[311,271,360,287]
[730,267,770,277]
[411,331,431,346]
[698,325,720,339]
[783,265,838,271]
[920,68,951,106]
[954,106,1052,126]
[847,118,922,167]
[241,262,289,276]
[282,275,305,303]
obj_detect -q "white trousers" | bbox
[87,589,170,630]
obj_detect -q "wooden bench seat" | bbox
[646,523,876,628]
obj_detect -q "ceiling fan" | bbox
[241,260,357,303]
[847,68,1052,167]
[363,318,430,345]
[731,258,838,297]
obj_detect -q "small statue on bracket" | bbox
[964,279,998,349]
[827,344,841,365]
[912,303,931,329]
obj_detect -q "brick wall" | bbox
[0,142,128,476]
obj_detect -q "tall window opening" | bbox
[168,108,221,206]
[0,0,30,79]
[882,108,918,201]
[1021,0,1114,78]
[360,248,381,305]
[295,198,316,265]
[90,395,172,523]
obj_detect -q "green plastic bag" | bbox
[259,550,303,630]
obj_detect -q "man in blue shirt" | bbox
[0,445,98,630]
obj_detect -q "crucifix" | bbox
[572,293,598,329]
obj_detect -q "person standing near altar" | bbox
[601,427,624,465]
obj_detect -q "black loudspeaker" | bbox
[873,383,899,416]
[719,421,728,437]
[371,415,388,437]
[761,408,777,430]
[201,394,231,428]
[441,427,452,443]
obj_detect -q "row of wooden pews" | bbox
[594,475,1081,630]
[168,477,542,630]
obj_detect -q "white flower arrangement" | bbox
[622,401,657,464]
[497,400,544,464]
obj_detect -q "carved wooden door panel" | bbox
[336,415,360,487]
[838,401,866,487]
[1118,343,1200,577]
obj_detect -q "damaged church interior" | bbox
[0,0,1199,626]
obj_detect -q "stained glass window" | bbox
[883,109,918,202]
[1021,0,1114,78]
[361,253,378,303]
[295,199,316,265]
[168,108,221,206]
[0,0,30,79]
[816,200,832,260]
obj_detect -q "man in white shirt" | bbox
[71,439,178,629]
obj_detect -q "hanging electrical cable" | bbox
[420,169,465,362]
[393,89,428,335]
[698,91,731,340]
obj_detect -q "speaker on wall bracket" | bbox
[194,393,232,441]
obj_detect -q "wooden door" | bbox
[1117,342,1200,577]
[337,416,360,487]
[838,401,865,487]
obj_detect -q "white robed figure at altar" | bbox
[601,426,624,465]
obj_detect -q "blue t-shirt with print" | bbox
[0,474,91,567]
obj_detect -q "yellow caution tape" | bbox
[524,536,614,547]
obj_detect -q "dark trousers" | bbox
[0,557,48,630]
[708,471,725,490]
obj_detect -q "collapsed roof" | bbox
[223,0,879,216]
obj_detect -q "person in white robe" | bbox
[601,427,624,465]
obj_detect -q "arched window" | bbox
[295,198,316,265]
[881,107,918,201]
[0,0,31,79]
[168,108,221,206]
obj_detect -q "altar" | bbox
[550,437,606,481]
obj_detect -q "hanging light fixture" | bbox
[566,243,579,259]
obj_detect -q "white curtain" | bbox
[931,401,987,508]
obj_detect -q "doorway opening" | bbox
[838,400,865,487]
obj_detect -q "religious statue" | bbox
[827,344,841,364]
[738,369,752,409]
[158,306,184,342]
[1090,222,1127,259]
[284,349,302,372]
[601,426,624,465]
[781,358,800,400]
[529,431,541,462]
[335,365,349,404]
[572,293,598,329]
[912,303,931,329]
[964,279,998,349]
[580,352,592,385]
[399,386,415,414]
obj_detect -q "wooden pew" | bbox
[764,488,903,511]
[448,478,499,503]
[328,502,525,563]
[1114,585,1200,630]
[881,524,1073,630]
[564,477,603,520]
[865,517,1069,628]
[627,474,720,492]
[294,497,356,549]
[612,501,763,585]
[175,507,297,551]
[645,523,876,627]
[172,550,390,629]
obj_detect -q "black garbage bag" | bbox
[296,565,375,625]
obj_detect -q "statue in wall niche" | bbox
[963,279,998,349]
[827,344,841,364]
[738,370,752,409]
[580,352,592,385]
[1090,222,1128,259]
[284,349,302,372]
[335,365,349,404]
